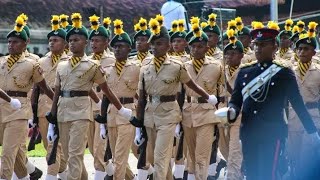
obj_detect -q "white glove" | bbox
[28,119,35,128]
[310,132,320,147]
[118,106,132,120]
[134,128,145,146]
[95,99,102,110]
[100,124,107,139]
[10,98,21,110]
[207,95,218,106]
[175,124,182,139]
[47,123,57,142]
[106,160,114,176]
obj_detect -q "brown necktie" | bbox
[298,60,311,79]
[7,54,22,70]
[153,56,166,73]
[115,60,126,76]
[137,52,148,61]
[206,47,216,56]
[192,58,205,74]
[93,53,103,60]
[70,56,82,68]
[51,53,62,66]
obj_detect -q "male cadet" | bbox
[133,17,153,65]
[220,29,245,180]
[132,17,157,180]
[169,19,189,179]
[49,13,132,180]
[235,17,255,62]
[215,23,320,180]
[34,15,68,180]
[87,14,116,180]
[288,22,320,180]
[181,23,224,180]
[276,19,295,61]
[203,13,223,62]
[0,16,54,180]
[136,18,218,179]
[100,19,139,180]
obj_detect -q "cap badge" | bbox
[118,36,123,40]
[74,29,79,33]
[257,31,263,38]
[54,31,59,35]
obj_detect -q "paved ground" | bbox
[29,154,225,179]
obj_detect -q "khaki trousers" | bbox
[59,120,90,180]
[0,120,28,179]
[146,124,175,180]
[218,126,229,160]
[108,124,134,180]
[1,121,28,179]
[38,117,67,175]
[88,120,107,171]
[184,124,214,180]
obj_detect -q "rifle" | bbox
[136,76,148,169]
[209,125,219,164]
[176,85,185,161]
[45,112,59,165]
[95,94,113,162]
[28,85,41,151]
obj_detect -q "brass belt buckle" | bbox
[62,91,71,97]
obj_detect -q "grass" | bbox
[0,142,91,157]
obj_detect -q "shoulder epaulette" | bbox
[240,60,258,68]
[272,59,290,68]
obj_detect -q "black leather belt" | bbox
[305,102,319,109]
[6,91,27,97]
[148,95,176,103]
[119,97,134,104]
[187,96,207,103]
[60,91,89,97]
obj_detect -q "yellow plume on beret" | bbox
[71,13,82,29]
[178,19,185,32]
[51,15,60,31]
[192,23,201,38]
[208,13,217,27]
[60,14,69,28]
[139,18,147,31]
[227,29,236,44]
[113,19,124,35]
[14,16,25,32]
[149,18,160,35]
[155,14,164,26]
[89,14,100,31]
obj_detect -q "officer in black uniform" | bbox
[216,26,320,180]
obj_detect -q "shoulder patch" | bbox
[272,59,291,68]
[240,60,258,68]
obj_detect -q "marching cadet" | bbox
[136,18,218,179]
[101,19,139,180]
[220,29,245,180]
[288,22,320,180]
[181,24,224,179]
[132,17,156,180]
[0,16,54,180]
[33,15,68,180]
[87,14,116,180]
[235,17,255,62]
[48,13,132,180]
[203,13,223,61]
[216,22,320,180]
[133,17,153,65]
[276,19,295,61]
[170,19,189,179]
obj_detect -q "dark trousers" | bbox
[242,136,286,180]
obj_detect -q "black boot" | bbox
[104,175,113,180]
[215,159,227,179]
[29,167,43,180]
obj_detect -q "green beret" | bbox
[133,29,151,41]
[188,31,209,45]
[185,31,193,42]
[64,25,73,33]
[290,30,307,41]
[278,30,293,38]
[295,36,317,49]
[237,26,251,36]
[148,26,170,43]
[23,26,30,38]
[170,31,187,42]
[110,32,132,47]
[7,29,28,42]
[89,26,110,40]
[224,40,244,53]
[47,29,67,40]
[66,26,88,41]
[203,25,221,35]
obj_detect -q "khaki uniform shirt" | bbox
[289,62,320,131]
[55,55,106,122]
[24,50,40,61]
[139,56,191,128]
[37,52,68,117]
[89,51,116,111]
[104,59,141,127]
[209,48,223,63]
[276,48,295,61]
[0,54,44,122]
[182,56,223,128]
[132,51,153,66]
